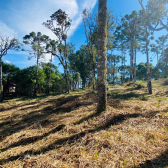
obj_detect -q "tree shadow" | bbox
[0,124,65,153]
[138,149,168,168]
[0,94,93,141]
[0,101,38,113]
[0,111,143,165]
[0,109,167,165]
[0,92,70,112]
[126,84,145,91]
[109,92,148,100]
[74,112,100,125]
[3,92,61,102]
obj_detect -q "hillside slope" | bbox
[0,80,168,168]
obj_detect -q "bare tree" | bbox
[0,33,19,101]
[97,0,107,113]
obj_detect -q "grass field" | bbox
[0,79,168,168]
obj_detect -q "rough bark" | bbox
[0,57,3,102]
[97,0,107,113]
[145,27,152,94]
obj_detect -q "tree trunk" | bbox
[88,71,91,88]
[123,53,126,84]
[130,42,134,81]
[157,52,158,66]
[97,0,107,113]
[64,40,70,94]
[48,53,52,94]
[145,27,152,94]
[93,64,96,90]
[113,58,116,84]
[34,55,39,96]
[64,64,70,93]
[0,57,3,102]
[82,80,85,89]
[133,48,137,84]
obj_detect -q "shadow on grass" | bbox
[0,124,65,153]
[109,92,148,100]
[138,149,168,168]
[4,92,62,102]
[0,94,93,141]
[0,112,141,165]
[1,108,166,165]
[74,112,99,125]
[0,101,38,113]
[0,92,65,113]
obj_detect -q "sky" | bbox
[0,0,166,72]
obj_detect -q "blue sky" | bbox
[0,0,166,71]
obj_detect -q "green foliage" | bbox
[3,63,64,96]
[150,138,154,144]
[136,62,158,80]
[23,32,49,59]
[69,45,92,88]
[107,54,121,84]
[95,151,98,160]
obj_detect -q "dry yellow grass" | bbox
[0,80,168,168]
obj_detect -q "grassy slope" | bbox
[0,80,168,168]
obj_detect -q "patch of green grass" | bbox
[139,95,148,101]
[136,80,146,86]
[112,90,122,95]
[150,138,154,144]
[127,91,135,97]
[156,103,161,107]
[106,131,110,137]
[157,96,162,102]
[109,90,123,97]
[95,151,98,160]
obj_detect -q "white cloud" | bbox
[80,0,97,9]
[4,60,12,64]
[0,21,18,38]
[7,0,97,39]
